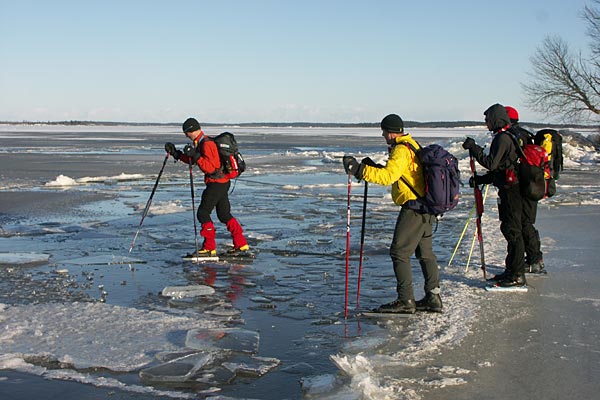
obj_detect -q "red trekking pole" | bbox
[344,174,351,319]
[356,181,367,310]
[470,155,487,280]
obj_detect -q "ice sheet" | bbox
[0,252,50,265]
[0,302,220,371]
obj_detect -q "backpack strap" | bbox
[201,137,225,179]
[399,141,424,198]
[505,130,527,161]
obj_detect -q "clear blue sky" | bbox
[0,0,592,123]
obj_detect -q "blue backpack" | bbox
[401,142,461,216]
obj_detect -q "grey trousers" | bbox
[390,207,440,301]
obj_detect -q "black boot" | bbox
[498,273,527,287]
[487,270,509,282]
[528,261,546,274]
[416,293,443,313]
[372,298,416,314]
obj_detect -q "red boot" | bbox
[226,218,248,250]
[200,222,217,252]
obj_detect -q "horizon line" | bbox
[1,120,597,129]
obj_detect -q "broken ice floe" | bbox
[222,355,280,377]
[0,252,50,266]
[161,285,216,298]
[185,328,260,355]
[0,225,65,237]
[139,351,224,383]
[44,173,145,187]
[0,302,219,371]
[140,352,279,385]
[60,254,146,265]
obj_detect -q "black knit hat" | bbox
[182,117,201,133]
[380,114,404,133]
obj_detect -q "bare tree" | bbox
[523,1,600,122]
[583,0,600,58]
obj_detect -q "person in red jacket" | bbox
[165,117,249,258]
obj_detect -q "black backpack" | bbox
[212,132,246,178]
[534,129,563,179]
[507,131,552,201]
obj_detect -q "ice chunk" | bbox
[45,175,78,187]
[249,296,271,303]
[162,285,215,298]
[139,351,220,383]
[0,302,219,372]
[0,252,50,266]
[185,328,260,354]
[60,254,146,265]
[222,355,280,377]
[301,374,341,396]
[341,335,389,353]
[0,225,65,237]
[204,306,242,317]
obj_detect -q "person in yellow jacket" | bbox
[343,114,442,314]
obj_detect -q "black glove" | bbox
[343,155,363,180]
[463,137,484,157]
[469,173,493,187]
[164,142,182,160]
[183,144,201,163]
[361,157,383,168]
[462,137,477,151]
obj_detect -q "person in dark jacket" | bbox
[462,104,527,287]
[505,106,545,274]
[165,118,249,258]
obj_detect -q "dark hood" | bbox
[484,103,511,132]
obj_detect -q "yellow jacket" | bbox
[362,134,426,206]
[539,132,553,160]
[538,132,553,179]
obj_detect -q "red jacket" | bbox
[178,137,228,184]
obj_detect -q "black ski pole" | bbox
[356,181,368,309]
[129,152,169,253]
[188,159,200,258]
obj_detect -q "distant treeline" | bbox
[1,120,598,130]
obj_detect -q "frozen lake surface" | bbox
[0,124,599,399]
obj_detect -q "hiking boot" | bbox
[190,249,217,258]
[372,299,416,314]
[527,261,546,274]
[415,293,443,313]
[498,274,527,287]
[487,270,510,282]
[226,244,251,256]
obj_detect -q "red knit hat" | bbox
[505,106,519,121]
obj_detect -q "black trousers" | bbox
[197,181,233,224]
[522,197,543,265]
[497,185,526,275]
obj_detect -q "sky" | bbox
[0,0,593,124]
